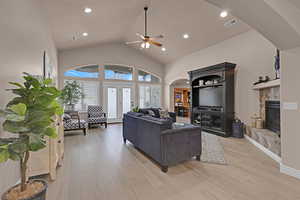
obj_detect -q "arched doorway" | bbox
[170,79,190,120]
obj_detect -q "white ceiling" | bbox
[207,0,300,50]
[42,0,251,64]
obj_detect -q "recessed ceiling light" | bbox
[161,47,166,51]
[82,32,88,37]
[220,10,228,18]
[84,7,92,13]
[183,34,189,39]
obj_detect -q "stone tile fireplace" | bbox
[246,80,281,157]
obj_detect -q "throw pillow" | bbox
[150,108,161,118]
[159,109,170,119]
[147,110,156,117]
[63,114,72,122]
[139,109,149,115]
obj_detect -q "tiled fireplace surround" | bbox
[246,85,281,157]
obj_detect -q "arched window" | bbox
[104,65,133,80]
[137,70,160,83]
[64,65,99,78]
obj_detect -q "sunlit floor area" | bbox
[47,124,300,200]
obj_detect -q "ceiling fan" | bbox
[126,6,164,49]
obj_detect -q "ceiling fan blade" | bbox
[149,35,164,39]
[126,41,143,45]
[148,40,163,47]
[136,33,145,40]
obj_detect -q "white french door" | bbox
[103,82,134,123]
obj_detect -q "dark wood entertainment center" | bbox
[188,62,236,137]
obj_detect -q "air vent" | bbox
[224,18,238,28]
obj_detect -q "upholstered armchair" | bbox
[87,105,107,128]
[63,111,87,136]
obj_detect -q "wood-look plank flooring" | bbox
[47,124,300,200]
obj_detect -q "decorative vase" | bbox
[274,49,280,79]
[2,180,47,200]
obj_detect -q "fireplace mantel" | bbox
[253,79,280,90]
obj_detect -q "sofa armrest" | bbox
[168,112,176,122]
[160,126,202,166]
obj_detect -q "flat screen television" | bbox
[199,87,223,107]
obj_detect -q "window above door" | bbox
[64,65,99,78]
[104,65,133,81]
[137,70,160,83]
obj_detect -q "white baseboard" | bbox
[245,135,300,180]
[245,135,282,163]
[280,163,300,180]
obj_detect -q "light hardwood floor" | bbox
[47,124,300,200]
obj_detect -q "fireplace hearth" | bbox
[265,100,280,135]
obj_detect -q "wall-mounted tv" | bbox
[199,87,223,107]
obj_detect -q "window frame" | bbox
[63,65,100,79]
[63,79,101,111]
[62,64,163,112]
[136,69,161,84]
[138,82,162,108]
[104,65,133,81]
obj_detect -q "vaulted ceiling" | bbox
[42,0,250,64]
[207,0,300,50]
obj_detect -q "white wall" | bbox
[164,30,276,124]
[0,0,57,193]
[280,47,300,173]
[58,43,164,84]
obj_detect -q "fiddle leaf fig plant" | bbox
[0,73,63,192]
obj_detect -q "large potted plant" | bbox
[0,73,63,200]
[60,80,84,111]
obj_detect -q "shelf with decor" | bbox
[253,79,280,90]
[193,83,224,89]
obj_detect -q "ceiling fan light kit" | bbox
[141,42,150,49]
[126,6,164,50]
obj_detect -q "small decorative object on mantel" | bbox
[274,49,280,79]
[253,76,263,85]
[253,76,270,85]
[264,76,270,82]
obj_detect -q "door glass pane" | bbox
[63,80,99,111]
[139,85,151,108]
[107,88,117,119]
[139,85,161,108]
[122,88,131,114]
[151,85,161,107]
